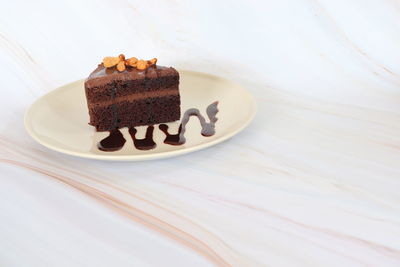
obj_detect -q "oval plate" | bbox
[24,70,256,161]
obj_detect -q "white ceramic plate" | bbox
[24,70,256,161]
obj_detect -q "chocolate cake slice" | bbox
[84,56,180,131]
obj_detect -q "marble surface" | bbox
[1,0,400,266]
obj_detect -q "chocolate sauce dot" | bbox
[97,129,126,152]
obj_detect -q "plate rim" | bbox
[24,69,257,161]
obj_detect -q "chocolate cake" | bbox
[84,55,180,131]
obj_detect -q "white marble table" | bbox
[1,0,399,266]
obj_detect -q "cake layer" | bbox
[89,95,181,131]
[85,65,179,102]
[87,86,179,108]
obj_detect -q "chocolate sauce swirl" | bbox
[159,101,219,145]
[97,101,219,152]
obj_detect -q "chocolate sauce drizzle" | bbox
[128,125,156,150]
[97,101,219,152]
[111,85,119,129]
[159,101,219,145]
[97,129,126,152]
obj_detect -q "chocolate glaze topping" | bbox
[85,64,176,88]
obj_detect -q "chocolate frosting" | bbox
[85,64,178,88]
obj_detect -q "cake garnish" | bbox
[102,54,157,72]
